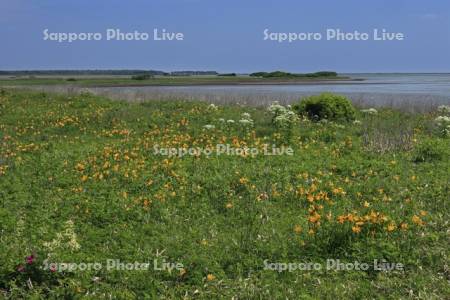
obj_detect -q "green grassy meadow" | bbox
[0,89,449,299]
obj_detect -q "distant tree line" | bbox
[170,71,218,76]
[0,70,219,76]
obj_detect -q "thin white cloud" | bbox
[419,13,438,20]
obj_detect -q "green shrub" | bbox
[293,93,356,122]
[131,74,153,80]
[249,72,268,77]
[218,73,237,77]
[305,71,338,77]
[412,139,446,162]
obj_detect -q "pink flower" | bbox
[26,254,35,265]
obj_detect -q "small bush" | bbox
[293,93,356,122]
[131,74,153,80]
[218,73,237,77]
[249,72,268,77]
[305,71,337,77]
[412,139,446,162]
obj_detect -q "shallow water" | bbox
[27,74,450,112]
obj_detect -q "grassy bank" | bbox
[0,75,353,88]
[0,89,449,299]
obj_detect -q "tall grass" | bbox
[10,85,449,113]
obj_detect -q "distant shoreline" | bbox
[0,76,364,88]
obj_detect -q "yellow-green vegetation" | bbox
[0,74,352,88]
[0,89,449,299]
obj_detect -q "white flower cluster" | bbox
[207,103,219,112]
[203,124,216,130]
[434,115,450,137]
[437,105,450,115]
[361,108,378,115]
[218,118,236,124]
[267,102,299,128]
[239,112,254,127]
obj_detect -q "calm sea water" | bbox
[76,73,450,111]
[94,73,450,95]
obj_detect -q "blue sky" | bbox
[1,0,449,72]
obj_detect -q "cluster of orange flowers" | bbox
[55,115,79,128]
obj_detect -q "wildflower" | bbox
[412,215,424,226]
[296,187,305,196]
[241,112,251,119]
[26,254,35,265]
[347,214,355,222]
[363,201,370,208]
[294,225,302,234]
[257,192,269,201]
[239,177,249,184]
[206,274,216,281]
[75,163,85,171]
[238,119,253,126]
[435,116,450,125]
[387,223,396,232]
[360,108,378,115]
[207,103,219,111]
[267,102,287,115]
[225,202,233,209]
[268,102,299,128]
[400,223,408,230]
[337,215,346,224]
[352,226,362,234]
[420,210,427,216]
[308,212,321,224]
[203,124,215,130]
[226,119,235,124]
[239,113,254,127]
[437,105,450,114]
